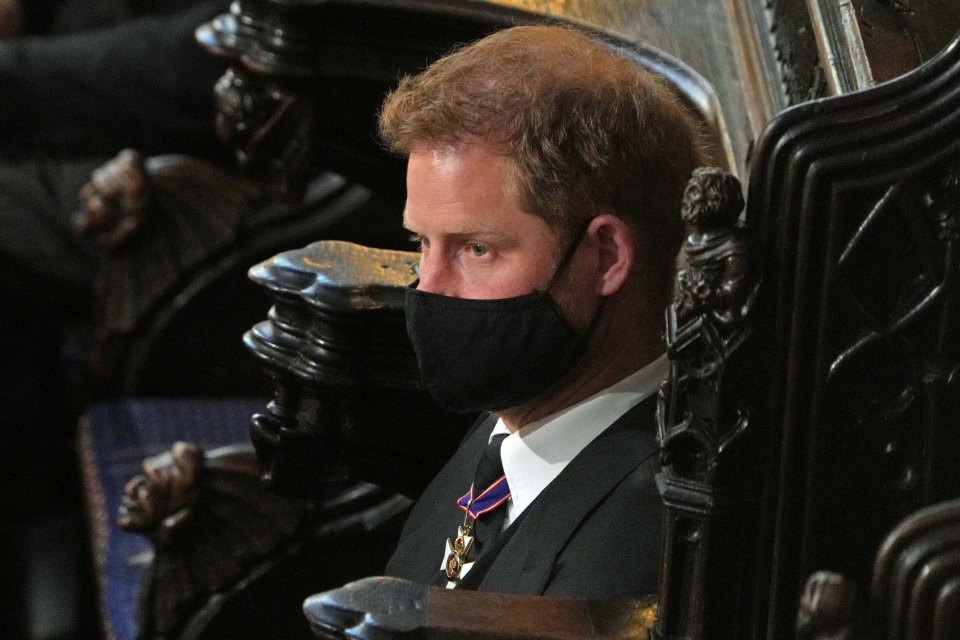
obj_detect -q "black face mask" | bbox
[404,227,598,414]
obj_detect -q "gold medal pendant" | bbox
[444,525,475,581]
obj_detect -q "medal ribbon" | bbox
[457,475,510,519]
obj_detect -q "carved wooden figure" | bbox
[117,442,306,638]
[674,167,755,328]
[656,167,762,640]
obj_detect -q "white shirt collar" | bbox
[493,353,668,525]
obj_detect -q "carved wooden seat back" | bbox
[752,29,960,638]
[653,27,960,640]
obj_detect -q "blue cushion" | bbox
[78,397,266,640]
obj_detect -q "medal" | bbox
[444,525,475,582]
[445,474,511,583]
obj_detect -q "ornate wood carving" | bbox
[797,571,862,640]
[211,65,317,201]
[244,240,476,499]
[118,442,307,638]
[796,497,960,640]
[89,153,263,334]
[195,0,735,188]
[74,149,152,249]
[118,440,411,640]
[85,152,271,395]
[673,168,757,328]
[654,167,762,640]
[743,29,960,640]
[868,498,960,640]
[767,0,828,104]
[84,150,398,397]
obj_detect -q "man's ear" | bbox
[588,213,635,296]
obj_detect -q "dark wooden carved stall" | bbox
[75,1,960,640]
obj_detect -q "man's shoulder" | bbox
[481,404,663,597]
[533,400,663,596]
[592,393,660,446]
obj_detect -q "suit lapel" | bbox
[477,397,659,593]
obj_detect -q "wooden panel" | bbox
[746,29,960,640]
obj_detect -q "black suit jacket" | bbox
[385,396,663,598]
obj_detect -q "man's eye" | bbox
[409,234,427,251]
[469,243,488,257]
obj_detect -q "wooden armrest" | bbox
[303,576,656,640]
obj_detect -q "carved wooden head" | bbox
[680,166,745,228]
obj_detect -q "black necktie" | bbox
[470,433,509,553]
[474,433,508,499]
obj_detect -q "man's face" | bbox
[403,142,565,301]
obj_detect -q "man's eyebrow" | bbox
[402,222,515,242]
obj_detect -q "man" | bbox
[381,24,704,597]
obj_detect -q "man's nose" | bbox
[414,252,449,295]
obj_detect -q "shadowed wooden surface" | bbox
[303,576,656,640]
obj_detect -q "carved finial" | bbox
[797,571,862,640]
[674,167,755,328]
[213,66,314,199]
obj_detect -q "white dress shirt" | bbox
[440,354,668,586]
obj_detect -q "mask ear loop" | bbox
[543,217,608,345]
[543,218,593,294]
